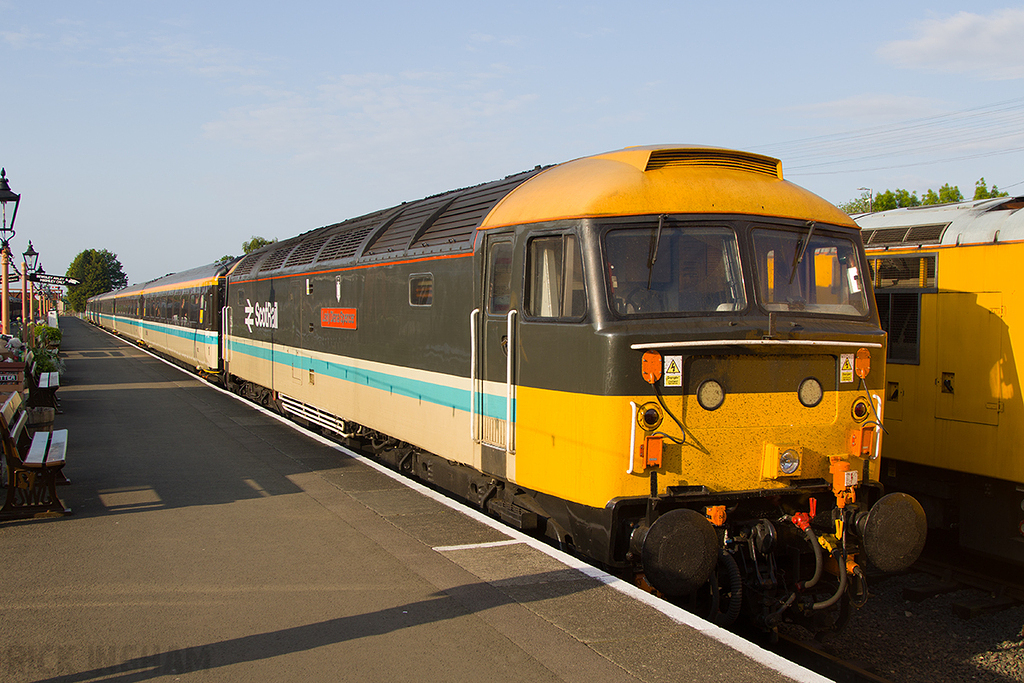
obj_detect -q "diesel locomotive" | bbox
[87,145,927,634]
[858,196,1024,565]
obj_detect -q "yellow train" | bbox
[857,195,1024,564]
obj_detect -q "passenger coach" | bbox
[86,260,234,374]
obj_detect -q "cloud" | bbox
[0,17,266,80]
[879,8,1024,80]
[202,70,538,165]
[1,27,44,48]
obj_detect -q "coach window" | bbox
[409,274,433,306]
[526,234,586,319]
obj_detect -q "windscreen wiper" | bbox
[788,220,816,285]
[647,214,666,289]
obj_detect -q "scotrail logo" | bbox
[244,299,278,333]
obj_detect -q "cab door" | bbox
[474,233,517,479]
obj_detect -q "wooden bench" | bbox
[0,391,70,518]
[25,350,61,412]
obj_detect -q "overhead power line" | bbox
[749,96,1024,177]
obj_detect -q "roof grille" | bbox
[861,223,948,246]
[317,225,375,262]
[231,253,263,278]
[284,235,330,268]
[645,149,781,178]
[258,245,296,272]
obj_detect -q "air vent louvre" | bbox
[231,253,263,278]
[284,235,330,268]
[645,149,781,178]
[317,225,374,262]
[869,228,911,244]
[258,245,296,272]
[905,224,947,243]
[864,223,948,246]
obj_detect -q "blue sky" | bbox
[2,1,1023,284]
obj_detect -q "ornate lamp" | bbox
[23,241,38,273]
[23,247,40,325]
[0,168,21,335]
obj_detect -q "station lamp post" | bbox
[23,241,38,327]
[0,169,21,336]
[32,267,44,324]
[22,241,37,328]
[858,187,873,213]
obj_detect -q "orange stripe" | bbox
[231,252,470,284]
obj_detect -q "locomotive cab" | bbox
[464,148,928,633]
[596,215,925,630]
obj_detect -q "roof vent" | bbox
[861,223,948,246]
[645,149,782,178]
[230,253,263,278]
[258,245,296,272]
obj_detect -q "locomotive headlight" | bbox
[798,377,823,408]
[779,449,801,475]
[762,444,801,478]
[697,380,725,411]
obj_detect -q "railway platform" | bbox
[0,317,827,682]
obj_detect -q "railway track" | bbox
[909,539,1024,613]
[775,634,896,683]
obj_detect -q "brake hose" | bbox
[797,527,824,591]
[812,549,849,610]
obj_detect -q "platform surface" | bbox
[0,317,824,682]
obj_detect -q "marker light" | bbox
[697,380,725,411]
[798,377,823,408]
[852,397,871,422]
[636,402,663,430]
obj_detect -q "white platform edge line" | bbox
[94,322,831,683]
[433,539,525,552]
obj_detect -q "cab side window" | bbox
[526,234,586,319]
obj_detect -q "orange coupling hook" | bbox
[706,505,727,527]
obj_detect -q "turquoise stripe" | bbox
[98,312,515,422]
[99,313,218,346]
[227,338,514,421]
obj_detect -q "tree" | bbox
[873,189,921,211]
[974,177,1008,200]
[840,178,1003,215]
[921,183,963,205]
[838,191,872,214]
[242,236,277,254]
[65,249,128,312]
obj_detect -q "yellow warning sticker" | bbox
[840,353,854,383]
[664,355,682,387]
